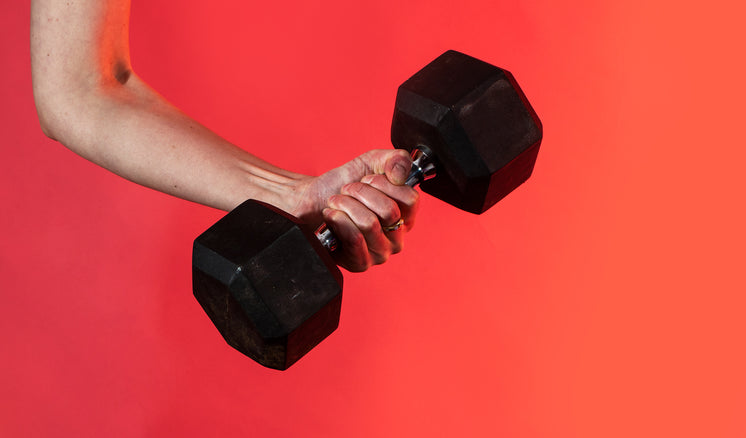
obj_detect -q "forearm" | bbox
[30,0,309,213]
[34,72,309,212]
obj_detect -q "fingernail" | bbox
[340,183,355,195]
[393,163,408,184]
[361,175,374,184]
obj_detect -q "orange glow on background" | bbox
[2,0,745,436]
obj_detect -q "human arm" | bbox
[30,0,418,272]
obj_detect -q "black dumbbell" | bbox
[192,50,542,370]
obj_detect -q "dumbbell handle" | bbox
[315,146,437,252]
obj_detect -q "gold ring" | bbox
[382,218,404,232]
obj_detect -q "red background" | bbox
[2,0,745,436]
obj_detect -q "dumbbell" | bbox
[192,50,542,370]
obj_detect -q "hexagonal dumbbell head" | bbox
[391,50,543,214]
[192,200,343,370]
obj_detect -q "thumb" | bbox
[359,149,412,185]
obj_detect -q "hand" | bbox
[291,149,420,272]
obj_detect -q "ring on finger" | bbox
[382,218,405,232]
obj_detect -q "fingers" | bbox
[341,181,403,228]
[322,207,375,272]
[320,148,420,272]
[325,191,400,271]
[359,173,419,230]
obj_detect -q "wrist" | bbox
[232,159,313,215]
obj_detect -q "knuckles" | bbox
[357,214,380,233]
[390,240,403,255]
[371,250,391,266]
[364,173,389,187]
[403,186,420,208]
[326,194,346,210]
[379,200,401,225]
[345,229,367,253]
[342,182,366,197]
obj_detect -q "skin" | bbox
[30,0,419,272]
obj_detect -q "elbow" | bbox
[30,60,66,141]
[31,66,134,143]
[31,80,52,139]
[31,76,66,142]
[34,100,58,141]
[31,78,98,144]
